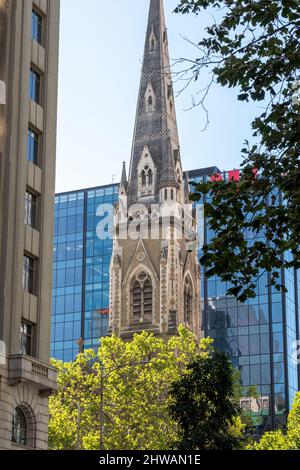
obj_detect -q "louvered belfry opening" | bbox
[132,280,142,322]
[184,277,193,325]
[131,272,153,324]
[143,279,153,321]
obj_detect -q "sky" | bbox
[56,0,259,194]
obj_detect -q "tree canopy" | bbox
[175,0,300,301]
[49,327,211,450]
[49,327,244,450]
[250,392,300,450]
[169,350,244,450]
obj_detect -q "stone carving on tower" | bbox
[109,0,200,339]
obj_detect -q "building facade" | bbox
[0,0,60,450]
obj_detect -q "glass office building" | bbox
[51,184,118,362]
[51,167,299,431]
[189,167,300,432]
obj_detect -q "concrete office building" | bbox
[0,0,60,449]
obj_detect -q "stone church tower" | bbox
[109,0,200,339]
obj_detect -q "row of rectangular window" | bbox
[17,9,47,378]
[28,8,46,164]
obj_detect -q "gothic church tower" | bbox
[109,0,200,338]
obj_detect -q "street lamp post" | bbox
[97,360,148,451]
[79,353,148,451]
[77,337,149,450]
[99,364,104,451]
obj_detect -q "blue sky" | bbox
[56,0,259,193]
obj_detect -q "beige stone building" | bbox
[109,0,201,339]
[0,0,60,449]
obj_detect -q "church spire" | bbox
[119,161,128,195]
[121,161,127,187]
[127,0,182,205]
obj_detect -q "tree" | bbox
[250,392,300,450]
[49,326,213,450]
[169,350,244,450]
[174,0,300,302]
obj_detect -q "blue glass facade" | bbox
[51,167,299,431]
[51,184,118,362]
[189,167,300,432]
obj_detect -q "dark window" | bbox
[27,128,39,165]
[20,321,33,356]
[32,9,42,44]
[12,407,27,446]
[23,255,35,294]
[165,188,168,200]
[148,169,153,186]
[25,190,37,229]
[29,68,41,103]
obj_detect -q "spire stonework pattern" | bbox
[110,0,201,340]
[127,0,181,205]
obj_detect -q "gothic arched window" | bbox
[139,163,154,196]
[131,272,153,323]
[184,277,193,325]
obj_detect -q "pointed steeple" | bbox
[119,161,128,194]
[121,161,127,186]
[127,0,182,205]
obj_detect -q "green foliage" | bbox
[175,0,300,301]
[169,351,244,450]
[49,327,214,450]
[249,392,300,450]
